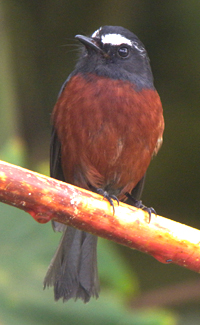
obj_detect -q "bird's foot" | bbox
[125,193,156,222]
[97,188,119,214]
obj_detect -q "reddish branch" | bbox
[0,159,200,273]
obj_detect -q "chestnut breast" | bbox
[53,73,164,200]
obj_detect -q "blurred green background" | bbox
[0,1,200,324]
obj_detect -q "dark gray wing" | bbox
[131,174,146,201]
[50,128,67,232]
[50,75,73,232]
[50,127,65,181]
[125,174,146,206]
[50,74,72,180]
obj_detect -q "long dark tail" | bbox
[44,226,99,303]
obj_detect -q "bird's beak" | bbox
[75,34,104,54]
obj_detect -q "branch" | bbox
[0,160,200,273]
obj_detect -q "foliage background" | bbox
[0,1,200,324]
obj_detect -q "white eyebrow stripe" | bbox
[101,33,132,46]
[91,27,102,38]
[132,41,144,53]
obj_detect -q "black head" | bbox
[74,26,154,90]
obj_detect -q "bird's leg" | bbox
[125,192,156,222]
[96,188,119,214]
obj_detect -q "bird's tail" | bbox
[44,226,99,303]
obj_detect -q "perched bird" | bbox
[44,25,164,303]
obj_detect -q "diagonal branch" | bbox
[0,159,200,273]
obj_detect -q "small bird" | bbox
[44,25,164,303]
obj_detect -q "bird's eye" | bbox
[117,46,130,58]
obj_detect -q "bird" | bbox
[43,25,164,303]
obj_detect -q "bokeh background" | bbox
[0,1,200,324]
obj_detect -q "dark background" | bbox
[0,1,200,324]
